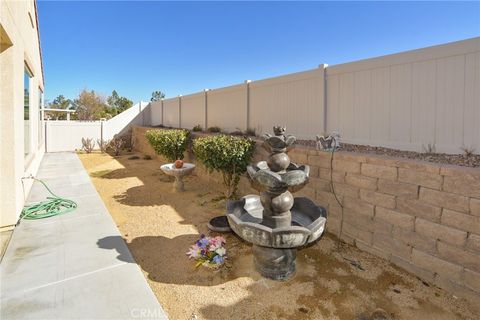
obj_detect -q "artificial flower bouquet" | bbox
[186,234,226,268]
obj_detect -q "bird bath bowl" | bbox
[160,163,195,192]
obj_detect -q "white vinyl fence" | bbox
[45,102,149,152]
[149,37,479,153]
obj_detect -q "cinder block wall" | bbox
[132,126,480,302]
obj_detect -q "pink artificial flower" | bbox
[186,244,201,258]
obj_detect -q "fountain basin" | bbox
[226,195,327,248]
[160,163,195,192]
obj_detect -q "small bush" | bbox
[193,135,255,199]
[422,143,436,154]
[461,145,475,158]
[97,139,110,153]
[145,129,190,162]
[207,126,222,133]
[81,138,95,153]
[192,124,203,132]
[108,137,124,156]
[120,131,135,152]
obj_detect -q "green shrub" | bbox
[145,129,190,162]
[193,135,255,199]
[192,124,203,132]
[207,126,222,133]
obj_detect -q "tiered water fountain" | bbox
[226,127,327,280]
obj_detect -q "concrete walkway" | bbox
[1,153,167,319]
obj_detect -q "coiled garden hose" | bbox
[19,178,77,221]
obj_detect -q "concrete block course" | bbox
[355,239,391,260]
[345,173,377,190]
[469,198,480,216]
[419,187,470,212]
[467,233,480,253]
[392,226,437,254]
[373,232,412,260]
[375,207,415,230]
[442,170,480,199]
[332,159,361,174]
[378,179,419,199]
[308,154,331,168]
[343,222,373,244]
[361,163,397,180]
[390,255,435,282]
[331,182,359,199]
[412,249,463,281]
[343,196,375,217]
[395,198,442,222]
[441,209,480,235]
[464,269,480,293]
[398,167,443,189]
[437,241,480,273]
[319,168,345,183]
[415,218,468,246]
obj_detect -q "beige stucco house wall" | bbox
[1,0,45,227]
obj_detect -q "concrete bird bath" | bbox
[226,127,327,280]
[160,163,195,192]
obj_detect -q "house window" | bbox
[24,67,32,157]
[38,88,43,146]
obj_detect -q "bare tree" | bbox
[75,90,108,120]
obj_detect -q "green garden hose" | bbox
[20,178,77,221]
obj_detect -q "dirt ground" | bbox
[78,151,479,320]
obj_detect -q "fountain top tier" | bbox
[247,126,310,192]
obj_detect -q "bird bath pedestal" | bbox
[160,163,195,192]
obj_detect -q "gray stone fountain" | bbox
[226,127,327,280]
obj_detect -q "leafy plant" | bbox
[461,145,475,158]
[81,138,95,153]
[193,134,255,199]
[192,124,203,132]
[145,129,190,162]
[108,137,124,156]
[207,126,222,133]
[422,143,436,154]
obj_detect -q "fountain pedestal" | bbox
[160,163,195,192]
[253,246,296,280]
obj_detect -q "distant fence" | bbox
[149,37,479,154]
[45,102,149,152]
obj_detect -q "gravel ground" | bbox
[79,151,480,320]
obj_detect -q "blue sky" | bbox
[38,1,480,103]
